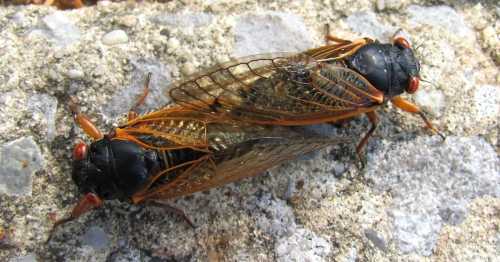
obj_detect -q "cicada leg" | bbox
[128,73,152,121]
[47,193,103,243]
[69,97,103,140]
[141,200,196,228]
[391,96,446,140]
[356,111,379,167]
[324,24,351,45]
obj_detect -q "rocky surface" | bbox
[0,1,498,261]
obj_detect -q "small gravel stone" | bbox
[102,30,129,45]
[66,69,85,80]
[118,15,138,27]
[81,226,109,250]
[27,94,58,142]
[364,228,387,252]
[181,62,196,76]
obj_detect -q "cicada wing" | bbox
[114,107,213,151]
[139,134,352,200]
[168,53,383,125]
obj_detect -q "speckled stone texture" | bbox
[0,1,498,261]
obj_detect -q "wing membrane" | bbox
[168,52,383,125]
[135,133,351,201]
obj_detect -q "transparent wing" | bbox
[168,52,383,125]
[134,130,351,201]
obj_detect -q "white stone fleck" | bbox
[102,30,129,45]
[66,69,85,79]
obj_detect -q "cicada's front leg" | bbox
[391,96,445,140]
[69,97,103,140]
[128,73,152,121]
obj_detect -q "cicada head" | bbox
[72,137,157,201]
[72,138,122,200]
[346,36,420,98]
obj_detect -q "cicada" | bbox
[168,30,445,159]
[49,75,349,239]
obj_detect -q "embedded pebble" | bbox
[102,30,129,45]
[66,69,85,79]
[414,89,446,117]
[367,136,500,255]
[81,226,109,250]
[346,11,395,40]
[27,94,58,142]
[118,15,138,27]
[181,62,196,76]
[42,12,81,46]
[233,12,313,56]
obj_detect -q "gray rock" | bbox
[407,5,474,38]
[346,11,395,40]
[275,228,331,262]
[367,136,500,255]
[42,12,81,46]
[0,137,43,196]
[102,30,129,45]
[81,226,109,250]
[9,254,37,262]
[27,94,58,142]
[152,12,214,28]
[473,85,499,120]
[101,58,172,120]
[233,12,314,57]
[364,228,387,252]
[250,193,296,238]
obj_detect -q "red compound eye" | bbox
[73,142,87,160]
[407,76,419,94]
[394,37,411,49]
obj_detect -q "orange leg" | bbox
[69,97,103,140]
[356,111,379,166]
[324,24,351,45]
[391,96,445,140]
[128,73,152,121]
[47,193,103,243]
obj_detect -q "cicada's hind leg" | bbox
[356,111,379,168]
[128,73,152,121]
[391,96,446,140]
[69,97,103,140]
